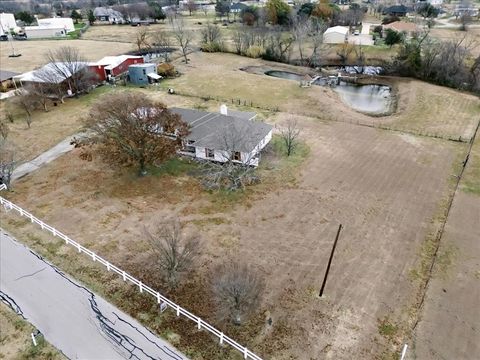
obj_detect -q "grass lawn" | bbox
[0,303,65,360]
[461,134,480,195]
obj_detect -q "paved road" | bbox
[13,135,77,181]
[0,229,187,360]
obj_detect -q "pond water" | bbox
[265,70,306,82]
[264,69,392,114]
[333,81,391,114]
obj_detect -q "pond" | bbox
[265,70,306,82]
[264,69,392,115]
[333,82,392,114]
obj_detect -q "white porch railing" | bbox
[0,193,263,360]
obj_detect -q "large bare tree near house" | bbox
[200,121,262,191]
[45,46,96,95]
[75,92,190,176]
[144,220,201,289]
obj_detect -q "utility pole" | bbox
[319,224,343,298]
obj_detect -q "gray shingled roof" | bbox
[171,108,272,153]
[0,70,20,82]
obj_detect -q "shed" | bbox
[128,63,160,85]
[24,26,68,38]
[37,18,75,32]
[383,5,409,17]
[323,26,349,44]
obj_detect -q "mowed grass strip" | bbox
[0,303,66,360]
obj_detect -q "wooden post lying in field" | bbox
[319,224,342,298]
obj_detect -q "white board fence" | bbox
[0,193,263,360]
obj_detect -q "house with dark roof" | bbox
[93,7,124,24]
[230,2,249,13]
[171,105,273,167]
[0,70,19,90]
[383,5,410,16]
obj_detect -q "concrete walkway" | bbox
[13,135,77,181]
[0,229,187,360]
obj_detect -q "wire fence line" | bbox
[0,193,263,360]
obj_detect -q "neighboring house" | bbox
[37,17,75,32]
[0,13,16,35]
[383,5,409,17]
[383,21,419,38]
[128,63,161,85]
[454,5,479,17]
[172,106,273,167]
[0,70,19,90]
[89,55,144,81]
[323,26,349,44]
[24,26,68,38]
[93,7,124,24]
[428,0,443,6]
[12,62,90,93]
[230,2,248,13]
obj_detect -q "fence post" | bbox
[106,262,110,271]
[77,243,81,253]
[139,282,143,293]
[122,271,126,281]
[244,348,248,359]
[92,253,96,262]
[197,318,201,330]
[219,332,224,345]
[157,292,160,304]
[176,305,180,316]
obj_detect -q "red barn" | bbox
[89,55,144,81]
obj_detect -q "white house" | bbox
[172,106,273,167]
[37,17,75,32]
[24,26,68,38]
[0,13,16,35]
[323,26,349,44]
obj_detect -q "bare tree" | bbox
[0,139,16,188]
[45,46,95,94]
[279,119,300,157]
[14,89,39,128]
[185,0,197,16]
[75,92,190,176]
[144,220,200,289]
[172,18,193,64]
[336,43,355,64]
[212,262,264,325]
[152,29,172,62]
[292,16,309,64]
[135,27,151,52]
[199,120,262,191]
[200,22,223,51]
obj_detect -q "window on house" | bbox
[205,148,214,158]
[232,151,241,161]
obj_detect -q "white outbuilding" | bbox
[0,13,16,35]
[24,26,68,38]
[323,26,349,44]
[37,17,75,32]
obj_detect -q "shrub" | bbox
[244,45,264,58]
[157,63,176,78]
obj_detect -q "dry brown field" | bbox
[1,51,478,359]
[0,39,135,73]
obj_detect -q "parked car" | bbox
[0,34,8,41]
[13,33,27,40]
[354,30,360,36]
